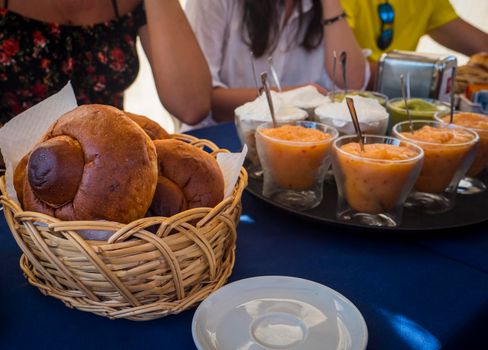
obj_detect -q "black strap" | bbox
[4,0,8,9]
[111,0,120,18]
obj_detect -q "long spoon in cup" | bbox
[261,72,278,127]
[345,97,365,152]
[449,66,457,124]
[400,73,414,133]
[331,50,337,100]
[268,56,282,92]
[340,51,348,94]
[249,51,262,96]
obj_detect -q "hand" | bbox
[309,83,328,95]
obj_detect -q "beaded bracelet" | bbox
[321,11,346,26]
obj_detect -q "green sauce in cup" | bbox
[386,98,450,133]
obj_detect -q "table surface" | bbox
[1,122,488,350]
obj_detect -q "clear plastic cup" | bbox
[435,112,488,194]
[332,135,424,227]
[255,121,339,211]
[393,120,479,214]
[235,107,307,179]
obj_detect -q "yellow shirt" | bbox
[340,0,459,61]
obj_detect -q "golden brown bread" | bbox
[16,104,158,223]
[151,139,224,217]
[125,112,170,140]
[28,135,85,207]
[468,52,488,71]
[455,58,488,93]
[13,154,28,205]
[151,176,188,216]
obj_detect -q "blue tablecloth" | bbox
[1,123,488,350]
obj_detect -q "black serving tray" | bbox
[245,169,488,232]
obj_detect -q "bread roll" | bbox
[16,104,158,223]
[455,59,488,93]
[151,139,224,217]
[13,154,28,205]
[28,135,84,207]
[468,52,488,71]
[125,112,170,140]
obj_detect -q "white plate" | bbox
[192,276,368,350]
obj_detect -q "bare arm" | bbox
[139,0,212,125]
[211,88,260,123]
[428,18,488,56]
[321,0,366,89]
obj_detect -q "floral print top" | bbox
[0,4,146,124]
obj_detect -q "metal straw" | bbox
[331,50,337,100]
[249,51,261,96]
[261,72,278,127]
[340,51,348,93]
[345,97,365,152]
[268,56,282,92]
[400,73,414,133]
[406,72,411,100]
[449,66,457,124]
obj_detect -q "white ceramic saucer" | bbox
[192,276,368,350]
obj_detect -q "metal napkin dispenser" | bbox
[375,50,457,102]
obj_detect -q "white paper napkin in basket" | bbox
[0,83,247,240]
[0,82,77,202]
[217,144,247,198]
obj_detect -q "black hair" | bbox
[242,0,323,58]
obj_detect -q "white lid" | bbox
[315,95,389,123]
[279,85,329,109]
[235,92,307,122]
[192,276,368,350]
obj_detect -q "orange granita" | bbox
[257,125,333,190]
[335,142,422,214]
[441,113,488,176]
[340,143,418,161]
[401,125,474,144]
[442,113,488,130]
[399,125,478,193]
[260,124,331,142]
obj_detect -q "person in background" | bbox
[185,0,368,128]
[340,0,488,86]
[0,0,211,125]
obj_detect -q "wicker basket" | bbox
[0,134,247,321]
